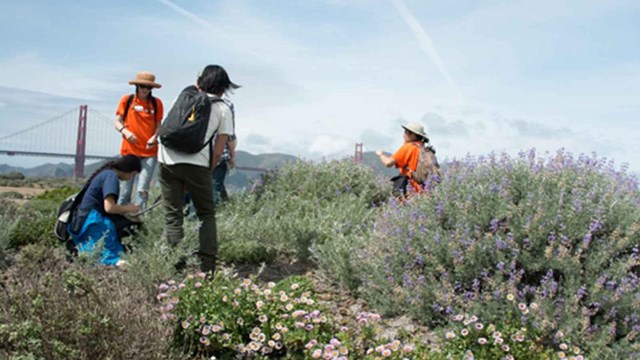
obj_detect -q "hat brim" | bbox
[129,80,162,89]
[401,125,427,139]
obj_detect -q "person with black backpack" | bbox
[113,71,164,210]
[376,122,441,198]
[157,64,239,274]
[67,155,142,266]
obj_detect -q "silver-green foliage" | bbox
[119,187,203,291]
[217,160,388,271]
[0,244,179,360]
[0,200,20,266]
[352,149,640,357]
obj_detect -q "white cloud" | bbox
[308,134,351,157]
[0,0,638,174]
[0,53,124,100]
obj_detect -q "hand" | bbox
[126,204,141,214]
[376,150,384,156]
[123,129,138,144]
[228,157,236,169]
[146,135,158,149]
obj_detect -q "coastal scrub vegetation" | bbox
[1,149,638,359]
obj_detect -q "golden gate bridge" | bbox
[0,105,271,177]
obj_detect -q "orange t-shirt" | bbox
[116,94,164,158]
[392,141,422,192]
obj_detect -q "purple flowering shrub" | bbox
[353,149,640,357]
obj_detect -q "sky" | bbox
[0,0,638,175]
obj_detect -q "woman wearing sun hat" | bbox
[376,122,440,197]
[113,71,164,210]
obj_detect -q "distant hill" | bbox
[0,151,299,190]
[227,151,298,189]
[360,151,398,178]
[0,162,75,178]
[0,151,400,188]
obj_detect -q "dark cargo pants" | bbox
[159,163,217,273]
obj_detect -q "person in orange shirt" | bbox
[113,71,164,209]
[376,122,438,197]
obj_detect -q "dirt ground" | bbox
[0,186,47,197]
[0,186,47,205]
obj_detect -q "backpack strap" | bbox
[150,95,158,122]
[123,94,159,123]
[206,97,226,169]
[122,94,135,124]
[70,179,92,211]
[405,141,423,177]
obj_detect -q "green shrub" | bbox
[119,194,203,293]
[17,186,76,215]
[0,244,179,360]
[219,240,278,264]
[0,191,23,199]
[0,208,20,269]
[217,160,388,265]
[352,149,640,357]
[7,212,57,249]
[5,185,81,251]
[0,172,25,180]
[33,185,80,202]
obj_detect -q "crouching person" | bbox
[158,64,239,274]
[68,155,142,266]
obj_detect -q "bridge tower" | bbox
[354,142,363,164]
[74,105,88,178]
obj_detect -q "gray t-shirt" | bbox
[158,94,234,168]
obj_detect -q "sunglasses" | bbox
[139,85,152,90]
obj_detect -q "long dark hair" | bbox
[416,136,436,154]
[84,155,141,184]
[197,65,240,95]
[135,85,153,97]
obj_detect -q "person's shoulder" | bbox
[106,168,117,175]
[119,94,133,103]
[90,169,114,184]
[211,98,232,114]
[151,95,164,105]
[100,168,118,180]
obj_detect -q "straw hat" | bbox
[128,71,161,88]
[401,122,428,140]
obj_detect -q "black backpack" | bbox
[54,186,89,242]
[158,85,223,154]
